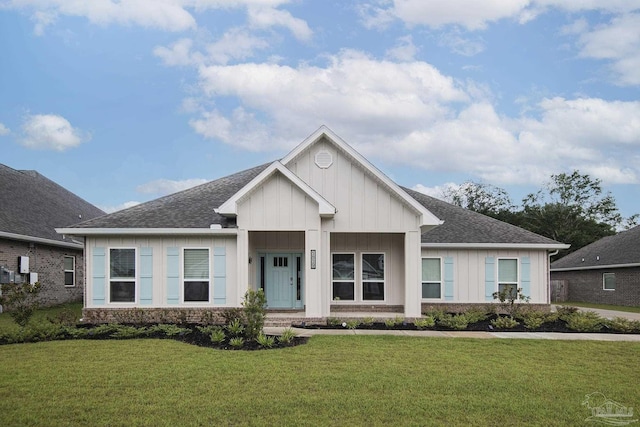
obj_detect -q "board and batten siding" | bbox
[236,172,321,230]
[84,236,237,308]
[420,248,550,303]
[331,233,405,305]
[286,137,421,232]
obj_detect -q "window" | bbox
[603,273,616,291]
[332,253,354,301]
[64,256,75,287]
[421,258,441,299]
[184,249,210,302]
[362,253,384,300]
[498,259,518,298]
[109,248,136,303]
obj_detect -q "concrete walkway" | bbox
[263,327,640,341]
[551,304,640,321]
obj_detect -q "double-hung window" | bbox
[498,258,518,298]
[362,253,384,300]
[109,248,136,303]
[603,273,615,291]
[184,248,210,302]
[332,253,355,301]
[421,258,442,299]
[64,256,75,287]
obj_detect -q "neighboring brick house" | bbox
[551,225,640,307]
[0,164,105,308]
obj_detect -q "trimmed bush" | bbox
[565,311,603,332]
[491,316,519,329]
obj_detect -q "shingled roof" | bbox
[0,164,105,245]
[551,225,640,270]
[64,160,564,247]
[404,188,563,246]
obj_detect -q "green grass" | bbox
[559,301,640,313]
[0,302,82,332]
[0,336,638,426]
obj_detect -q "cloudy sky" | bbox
[1,1,639,218]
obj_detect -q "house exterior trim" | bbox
[0,230,83,249]
[422,243,570,250]
[551,263,640,272]
[56,228,239,236]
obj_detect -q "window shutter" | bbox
[140,247,153,305]
[167,247,179,304]
[214,247,226,304]
[92,247,106,305]
[444,257,454,301]
[520,257,531,298]
[485,257,495,301]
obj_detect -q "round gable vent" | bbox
[315,150,333,169]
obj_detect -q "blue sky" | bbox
[1,0,639,220]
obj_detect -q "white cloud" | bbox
[438,32,485,56]
[100,201,140,214]
[0,123,10,136]
[154,38,203,67]
[20,114,90,151]
[385,35,418,61]
[136,178,208,195]
[247,5,312,41]
[412,183,459,200]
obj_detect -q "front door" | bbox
[263,253,301,308]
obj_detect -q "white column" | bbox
[304,229,322,317]
[404,230,422,318]
[236,229,249,306]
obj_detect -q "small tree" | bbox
[242,289,267,341]
[0,281,42,327]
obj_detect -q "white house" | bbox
[57,127,567,322]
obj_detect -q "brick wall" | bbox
[551,267,640,307]
[0,237,85,307]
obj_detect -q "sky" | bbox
[1,0,639,220]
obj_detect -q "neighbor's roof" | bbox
[404,188,565,247]
[0,164,105,246]
[63,161,565,248]
[551,225,640,271]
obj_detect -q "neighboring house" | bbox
[551,225,640,307]
[57,127,567,322]
[0,164,105,308]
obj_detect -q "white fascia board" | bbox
[0,231,83,249]
[56,228,238,236]
[422,243,571,250]
[216,161,336,217]
[281,125,442,227]
[551,263,640,272]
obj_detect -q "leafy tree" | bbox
[442,181,514,218]
[0,281,42,327]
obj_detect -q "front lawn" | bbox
[0,337,638,426]
[559,301,640,314]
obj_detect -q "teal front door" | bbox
[264,253,297,309]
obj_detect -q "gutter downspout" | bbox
[548,250,559,304]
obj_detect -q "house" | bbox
[551,225,640,307]
[0,164,105,308]
[57,127,567,322]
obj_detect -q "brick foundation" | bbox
[421,302,551,314]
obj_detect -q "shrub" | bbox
[242,289,267,341]
[565,311,603,332]
[226,319,245,337]
[492,287,530,317]
[278,327,297,344]
[209,328,226,344]
[229,337,245,349]
[556,305,579,321]
[464,307,489,324]
[362,317,375,327]
[414,316,435,329]
[438,314,469,330]
[384,318,398,328]
[256,333,276,348]
[150,324,190,337]
[327,317,342,327]
[491,316,519,329]
[605,317,640,333]
[47,308,78,327]
[423,309,446,321]
[345,319,360,330]
[522,312,546,330]
[0,281,42,327]
[221,308,245,325]
[110,325,147,339]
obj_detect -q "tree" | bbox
[442,181,514,218]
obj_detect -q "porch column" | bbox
[304,229,322,317]
[236,229,249,306]
[404,230,422,318]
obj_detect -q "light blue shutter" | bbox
[444,257,454,301]
[485,257,496,301]
[520,257,531,298]
[140,247,153,305]
[214,247,226,304]
[92,247,106,305]
[167,247,179,304]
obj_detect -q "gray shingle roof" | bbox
[70,163,269,229]
[0,164,105,243]
[551,225,640,270]
[66,161,563,247]
[403,187,563,245]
